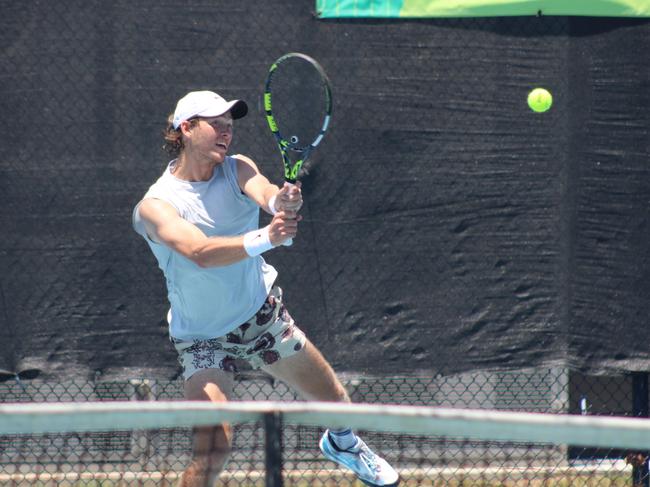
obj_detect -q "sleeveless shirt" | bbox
[132,156,277,340]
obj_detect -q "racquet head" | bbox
[264,52,332,182]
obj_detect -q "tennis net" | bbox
[1,400,648,486]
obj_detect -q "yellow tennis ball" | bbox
[528,88,553,113]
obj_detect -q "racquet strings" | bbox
[269,57,328,150]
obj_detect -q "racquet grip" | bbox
[282,180,297,247]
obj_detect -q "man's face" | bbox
[186,113,234,163]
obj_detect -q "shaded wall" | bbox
[0,1,648,380]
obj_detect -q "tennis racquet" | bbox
[263,52,332,245]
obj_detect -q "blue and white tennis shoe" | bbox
[319,430,400,486]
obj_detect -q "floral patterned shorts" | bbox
[171,286,307,379]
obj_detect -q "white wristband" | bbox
[243,226,273,257]
[268,194,279,215]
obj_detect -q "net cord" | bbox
[1,400,649,450]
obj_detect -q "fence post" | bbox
[632,372,649,487]
[264,411,284,487]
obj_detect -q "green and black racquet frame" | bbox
[264,52,332,185]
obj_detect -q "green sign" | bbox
[316,0,650,17]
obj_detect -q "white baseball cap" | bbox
[172,90,248,129]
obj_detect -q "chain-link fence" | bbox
[3,1,648,381]
[1,369,648,485]
[2,1,649,485]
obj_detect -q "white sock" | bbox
[328,428,357,450]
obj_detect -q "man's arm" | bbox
[135,198,297,268]
[235,154,302,215]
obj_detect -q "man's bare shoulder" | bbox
[137,197,179,222]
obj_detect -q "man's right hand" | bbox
[268,211,302,246]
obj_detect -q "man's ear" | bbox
[179,119,195,137]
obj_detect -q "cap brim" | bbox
[229,100,248,119]
[197,99,247,120]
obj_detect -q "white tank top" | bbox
[132,156,277,340]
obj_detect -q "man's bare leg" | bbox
[178,369,235,487]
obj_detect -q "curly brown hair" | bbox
[162,114,199,156]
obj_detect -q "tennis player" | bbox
[132,90,399,487]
